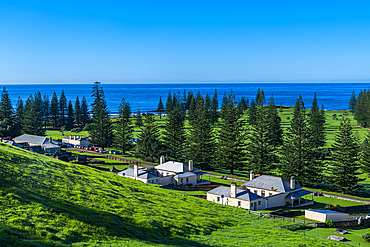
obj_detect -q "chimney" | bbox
[250,171,254,181]
[188,160,193,171]
[160,156,165,165]
[49,137,52,143]
[290,176,295,190]
[230,182,236,198]
[134,164,138,179]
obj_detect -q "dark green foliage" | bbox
[280,95,322,185]
[136,115,162,163]
[162,107,187,161]
[165,91,173,114]
[204,93,211,120]
[0,88,14,137]
[50,92,59,127]
[74,96,81,127]
[349,90,356,113]
[42,94,50,129]
[188,93,196,124]
[22,96,35,135]
[256,88,265,106]
[114,97,133,155]
[156,96,164,119]
[13,97,23,137]
[66,100,74,131]
[247,95,276,175]
[59,90,67,126]
[210,89,219,124]
[89,82,113,150]
[217,91,246,175]
[188,98,216,170]
[266,95,283,148]
[80,96,89,126]
[327,112,363,193]
[32,92,45,136]
[363,233,370,243]
[354,89,370,127]
[308,93,326,148]
[220,92,228,121]
[248,99,257,126]
[135,109,143,127]
[360,130,370,174]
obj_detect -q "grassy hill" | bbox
[0,143,344,246]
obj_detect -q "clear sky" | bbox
[1,1,370,84]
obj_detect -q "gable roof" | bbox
[155,161,200,173]
[118,168,159,179]
[173,172,197,179]
[207,186,262,201]
[14,134,49,145]
[2,140,22,148]
[242,175,302,192]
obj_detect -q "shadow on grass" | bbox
[12,189,213,247]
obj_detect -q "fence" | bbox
[249,210,316,229]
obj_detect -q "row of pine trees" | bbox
[0,83,368,194]
[0,88,90,138]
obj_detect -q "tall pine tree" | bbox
[266,95,283,148]
[327,112,363,193]
[349,90,357,114]
[210,89,219,124]
[188,96,216,170]
[59,90,67,127]
[81,96,89,126]
[308,93,326,148]
[217,91,246,175]
[280,95,322,185]
[50,92,59,127]
[0,87,14,137]
[74,96,81,127]
[135,114,163,163]
[157,97,164,119]
[89,82,113,149]
[114,97,133,155]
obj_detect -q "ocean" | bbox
[2,82,370,114]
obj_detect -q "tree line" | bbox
[0,83,367,194]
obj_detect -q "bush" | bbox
[333,204,340,207]
[83,124,91,131]
[325,220,334,228]
[363,233,370,242]
[71,127,82,133]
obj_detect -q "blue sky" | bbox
[1,1,370,84]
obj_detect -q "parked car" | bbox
[365,214,370,219]
[115,151,121,154]
[109,150,116,154]
[99,150,107,153]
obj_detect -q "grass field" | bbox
[0,143,344,246]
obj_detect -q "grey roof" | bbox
[14,134,49,145]
[307,210,349,215]
[207,186,263,201]
[2,140,22,148]
[118,168,159,179]
[43,143,60,149]
[155,161,200,173]
[286,189,312,199]
[173,172,197,179]
[242,175,302,192]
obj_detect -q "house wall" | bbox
[44,147,61,153]
[305,210,350,223]
[206,193,265,210]
[62,138,89,146]
[244,186,282,198]
[159,176,173,185]
[265,193,287,208]
[174,175,197,185]
[156,169,177,177]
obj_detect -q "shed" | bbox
[305,210,349,223]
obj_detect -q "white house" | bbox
[118,156,210,186]
[207,182,265,210]
[62,135,89,146]
[241,171,313,208]
[13,134,61,154]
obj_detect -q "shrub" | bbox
[364,221,370,227]
[325,220,334,228]
[363,233,370,242]
[333,204,340,207]
[83,124,91,131]
[71,127,82,133]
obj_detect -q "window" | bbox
[258,201,261,205]
[269,193,272,196]
[262,191,265,197]
[181,178,183,183]
[217,197,220,202]
[186,178,189,183]
[156,179,158,183]
[254,190,257,194]
[238,201,241,207]
[250,203,254,208]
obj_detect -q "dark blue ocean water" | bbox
[2,83,370,113]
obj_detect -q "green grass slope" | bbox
[0,143,342,246]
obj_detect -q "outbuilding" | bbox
[305,209,349,223]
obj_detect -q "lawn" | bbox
[46,130,89,141]
[0,143,342,246]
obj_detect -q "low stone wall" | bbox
[210,174,247,183]
[269,209,304,217]
[321,193,370,204]
[326,205,370,212]
[161,184,220,191]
